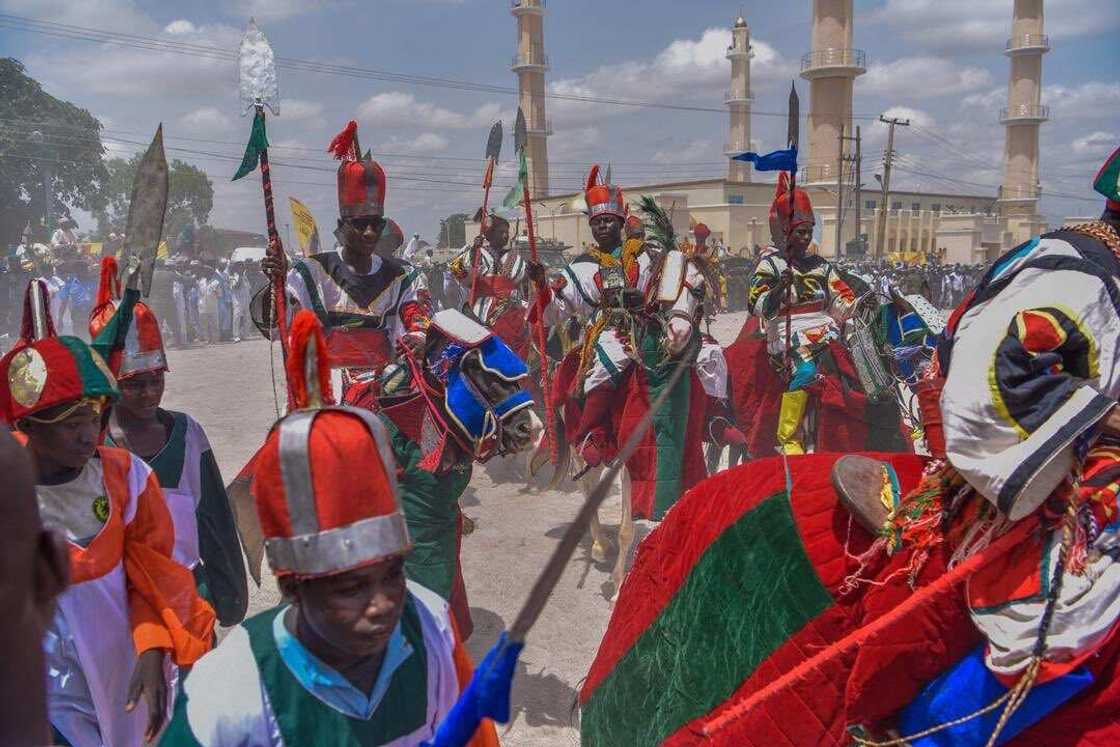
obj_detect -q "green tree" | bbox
[0,58,109,244]
[95,156,214,240]
[438,212,470,248]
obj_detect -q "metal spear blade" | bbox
[514,107,528,154]
[787,81,800,151]
[485,121,503,162]
[121,125,168,297]
[238,18,279,115]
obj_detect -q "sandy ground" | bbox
[161,310,750,746]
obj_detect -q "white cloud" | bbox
[164,19,197,35]
[180,106,233,133]
[28,21,243,98]
[281,99,324,122]
[378,132,450,155]
[0,0,157,33]
[860,56,991,97]
[1072,131,1118,157]
[548,28,794,127]
[356,92,501,130]
[870,0,1120,52]
[1045,82,1120,121]
[652,139,717,164]
[230,0,339,21]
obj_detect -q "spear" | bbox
[784,82,800,372]
[514,108,557,464]
[119,125,168,297]
[234,19,289,361]
[468,122,503,308]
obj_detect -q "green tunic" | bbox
[379,416,472,601]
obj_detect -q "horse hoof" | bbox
[591,541,609,563]
[462,515,477,536]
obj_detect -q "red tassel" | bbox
[327,120,359,161]
[585,163,601,192]
[96,256,121,308]
[286,309,333,409]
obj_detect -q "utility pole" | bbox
[874,115,909,260]
[836,125,862,258]
[835,124,845,259]
[853,126,862,255]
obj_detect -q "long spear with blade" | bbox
[118,125,168,296]
[427,352,695,747]
[468,122,503,308]
[784,82,800,374]
[512,108,557,464]
[234,19,289,362]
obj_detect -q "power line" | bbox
[0,13,887,121]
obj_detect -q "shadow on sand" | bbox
[466,607,582,732]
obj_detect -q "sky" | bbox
[1,0,1117,244]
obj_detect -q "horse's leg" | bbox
[611,469,634,601]
[585,466,609,563]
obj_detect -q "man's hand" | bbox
[526,260,546,285]
[471,234,486,251]
[125,648,167,743]
[260,238,288,283]
[1101,404,1120,437]
[398,329,427,360]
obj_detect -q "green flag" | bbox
[1093,145,1120,204]
[233,109,268,181]
[502,150,528,209]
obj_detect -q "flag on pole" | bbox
[730,146,798,172]
[502,151,528,209]
[233,109,269,181]
[288,197,321,256]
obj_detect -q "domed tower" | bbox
[511,0,551,197]
[800,0,866,185]
[999,0,1049,217]
[725,15,754,183]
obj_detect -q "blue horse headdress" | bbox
[426,309,533,461]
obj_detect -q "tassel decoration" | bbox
[286,309,333,410]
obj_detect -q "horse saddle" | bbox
[831,455,898,534]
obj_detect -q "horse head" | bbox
[418,309,541,462]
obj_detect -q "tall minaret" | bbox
[800,0,865,184]
[512,0,550,197]
[725,15,753,183]
[999,0,1049,216]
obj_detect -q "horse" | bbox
[227,309,540,640]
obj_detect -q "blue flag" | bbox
[731,146,798,172]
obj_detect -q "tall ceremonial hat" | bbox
[693,222,711,241]
[769,171,814,242]
[0,280,117,425]
[584,164,626,221]
[88,257,168,379]
[252,310,410,578]
[328,119,387,219]
[1093,144,1120,211]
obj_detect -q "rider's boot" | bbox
[576,385,615,467]
[776,389,809,455]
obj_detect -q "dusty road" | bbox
[161,310,750,746]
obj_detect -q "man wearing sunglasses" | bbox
[259,120,430,393]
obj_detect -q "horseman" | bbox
[258,120,430,393]
[749,173,856,454]
[531,166,653,466]
[448,206,531,357]
[531,165,708,519]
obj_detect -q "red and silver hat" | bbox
[0,280,117,425]
[584,164,626,221]
[87,257,168,379]
[252,310,410,578]
[328,120,387,219]
[769,171,815,246]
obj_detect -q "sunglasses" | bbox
[348,217,386,233]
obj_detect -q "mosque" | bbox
[505,0,1051,264]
